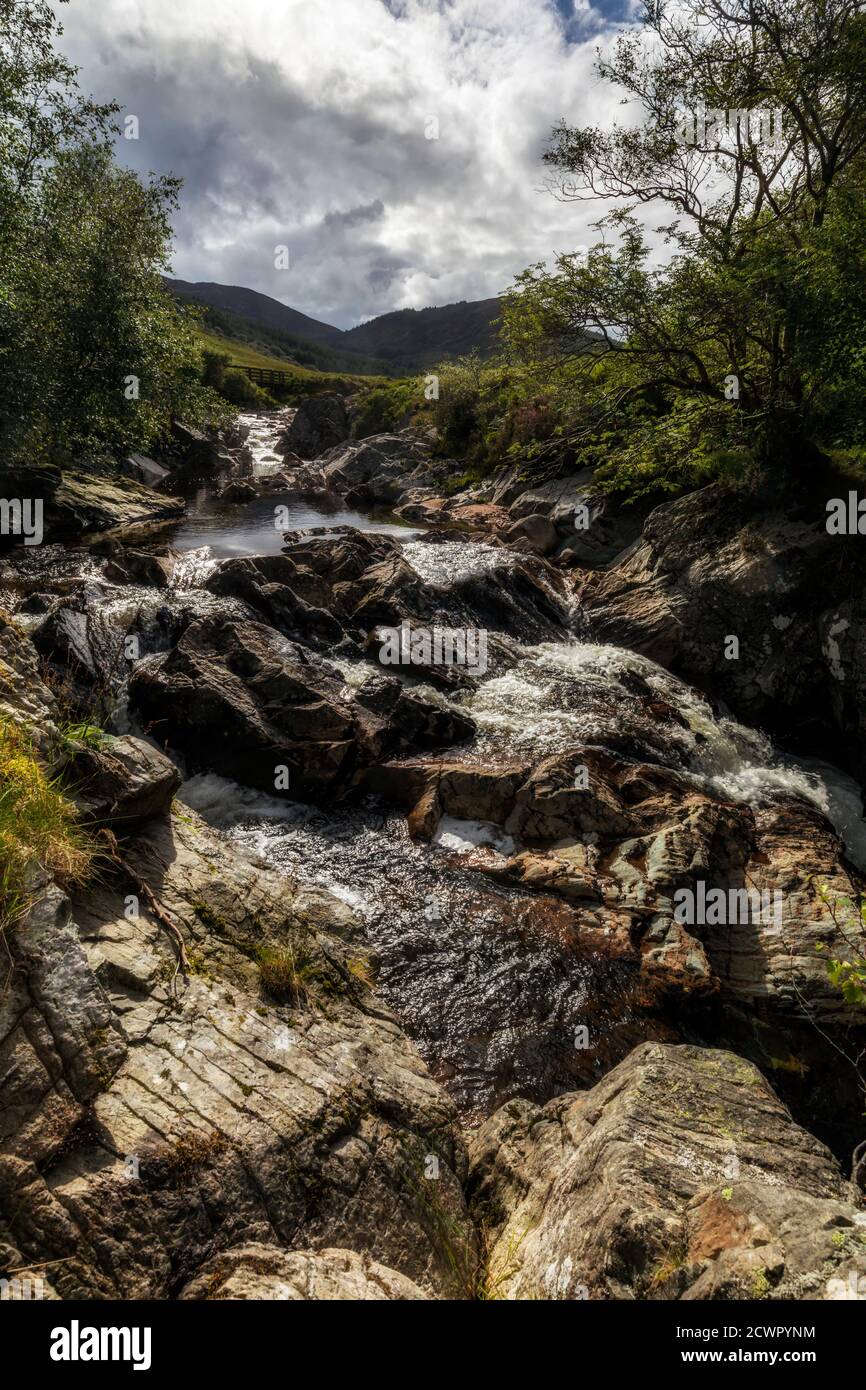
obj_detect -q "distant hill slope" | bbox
[168,279,342,346]
[342,298,501,367]
[165,278,502,374]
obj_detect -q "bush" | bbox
[352,378,425,438]
[219,368,276,408]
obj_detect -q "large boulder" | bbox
[468,1043,866,1300]
[68,733,181,826]
[281,394,350,460]
[581,482,866,774]
[505,512,559,556]
[0,464,184,546]
[127,615,473,801]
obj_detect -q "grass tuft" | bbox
[257,942,327,1006]
[0,718,95,931]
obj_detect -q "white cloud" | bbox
[55,0,629,326]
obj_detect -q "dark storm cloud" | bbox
[54,0,628,326]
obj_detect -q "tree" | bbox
[502,0,866,495]
[0,0,227,465]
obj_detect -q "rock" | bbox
[0,877,128,1168]
[127,615,474,802]
[178,1243,430,1300]
[102,549,172,588]
[256,470,293,492]
[369,741,866,1143]
[0,808,476,1298]
[217,480,259,502]
[276,530,571,660]
[206,554,345,647]
[0,609,58,752]
[35,471,184,543]
[581,482,866,771]
[282,394,350,459]
[170,421,220,470]
[506,513,559,556]
[120,454,171,489]
[468,1042,866,1300]
[68,733,181,826]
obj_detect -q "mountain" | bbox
[342,298,501,367]
[168,279,342,346]
[165,278,502,374]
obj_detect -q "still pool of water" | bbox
[160,488,420,558]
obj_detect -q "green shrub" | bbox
[352,378,426,438]
[219,368,276,408]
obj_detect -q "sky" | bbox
[54,0,640,329]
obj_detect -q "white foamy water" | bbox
[432,816,515,859]
[237,408,295,476]
[452,639,866,869]
[170,545,219,589]
[402,540,510,587]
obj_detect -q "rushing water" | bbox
[9,408,865,1121]
[160,408,419,557]
[168,405,866,1117]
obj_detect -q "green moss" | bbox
[752,1268,770,1298]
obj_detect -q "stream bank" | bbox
[2,406,865,1299]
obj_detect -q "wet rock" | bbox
[256,470,293,492]
[206,554,345,647]
[468,1042,866,1300]
[101,549,172,589]
[127,616,474,802]
[18,470,185,544]
[0,809,476,1298]
[218,480,259,502]
[282,394,350,459]
[178,1243,430,1300]
[369,742,866,1142]
[169,421,220,469]
[268,530,571,666]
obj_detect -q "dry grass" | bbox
[0,718,95,931]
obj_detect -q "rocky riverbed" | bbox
[2,402,866,1300]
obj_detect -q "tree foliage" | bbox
[0,0,227,465]
[502,0,866,497]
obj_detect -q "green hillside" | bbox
[196,328,391,397]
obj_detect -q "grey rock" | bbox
[178,1243,430,1300]
[469,1043,866,1300]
